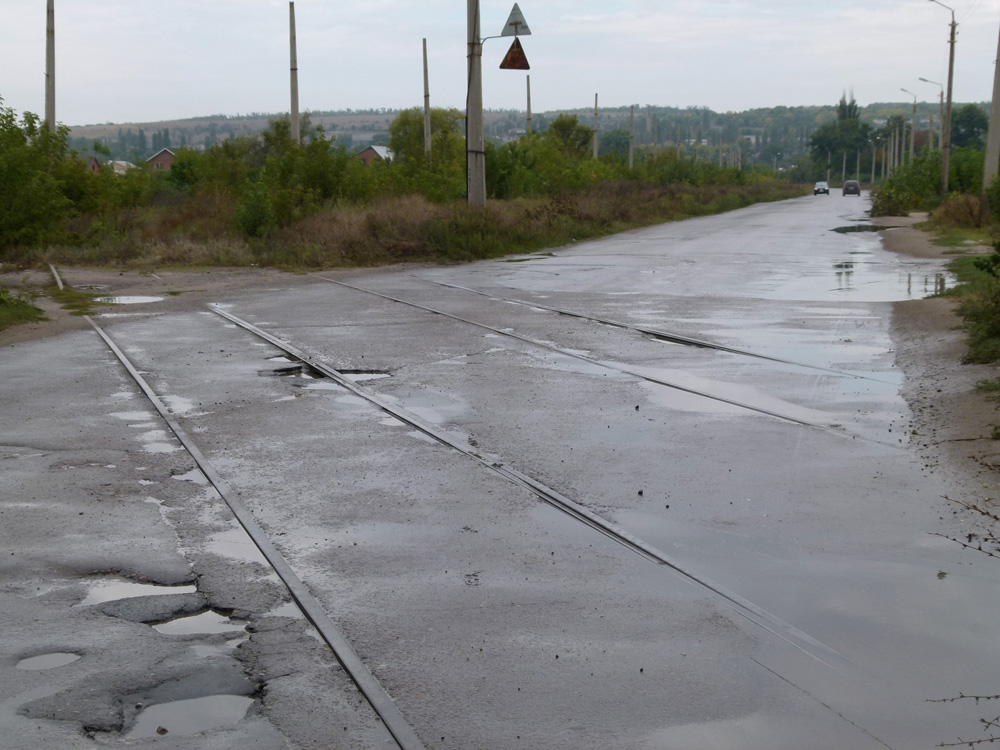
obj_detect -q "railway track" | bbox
[47,248,916,747]
[83,302,872,746]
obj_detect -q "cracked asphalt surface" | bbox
[3,193,999,749]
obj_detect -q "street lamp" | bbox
[927,0,956,195]
[901,88,917,161]
[919,77,944,149]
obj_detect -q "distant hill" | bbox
[66,101,990,168]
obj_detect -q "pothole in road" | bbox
[832,225,902,234]
[16,652,82,670]
[96,295,165,304]
[340,369,390,382]
[125,695,253,739]
[152,610,247,636]
[76,580,198,607]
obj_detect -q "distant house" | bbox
[146,148,175,171]
[107,160,136,176]
[86,157,101,174]
[357,144,392,165]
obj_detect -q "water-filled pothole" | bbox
[16,652,81,670]
[340,370,390,382]
[77,580,198,607]
[96,295,165,304]
[153,610,246,636]
[126,695,253,739]
[832,225,901,234]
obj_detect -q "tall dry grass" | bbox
[4,181,806,270]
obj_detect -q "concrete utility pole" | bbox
[45,0,55,132]
[423,38,432,161]
[929,0,957,195]
[920,77,945,149]
[466,0,486,206]
[593,94,599,159]
[901,88,917,161]
[629,105,634,170]
[289,2,300,143]
[526,75,531,134]
[981,19,1000,200]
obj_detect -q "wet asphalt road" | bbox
[3,192,999,749]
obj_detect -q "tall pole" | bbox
[593,93,599,159]
[921,77,945,149]
[872,143,877,183]
[902,88,917,162]
[466,0,485,207]
[423,38,432,161]
[525,75,531,135]
[628,105,634,170]
[45,0,55,132]
[929,110,935,152]
[929,1,957,195]
[289,2,300,143]
[944,10,956,194]
[982,20,1000,201]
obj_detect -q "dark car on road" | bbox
[814,181,829,195]
[843,180,861,196]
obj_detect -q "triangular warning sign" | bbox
[501,3,531,37]
[499,37,530,70]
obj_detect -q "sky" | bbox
[3,0,1000,127]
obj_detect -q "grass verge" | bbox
[2,181,808,271]
[0,286,45,331]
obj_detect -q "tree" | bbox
[837,91,860,121]
[544,114,594,158]
[387,107,464,167]
[0,100,74,251]
[951,104,989,150]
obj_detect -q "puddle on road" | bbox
[266,601,304,619]
[153,610,246,636]
[832,225,902,234]
[126,695,253,739]
[206,527,269,566]
[341,370,391,382]
[77,580,198,607]
[16,652,81,671]
[172,468,208,485]
[96,295,164,305]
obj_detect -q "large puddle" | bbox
[152,610,247,636]
[126,695,253,739]
[16,652,81,670]
[77,580,198,607]
[97,295,164,305]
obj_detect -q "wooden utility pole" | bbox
[289,2,300,143]
[45,0,55,132]
[526,75,531,134]
[593,94,598,159]
[466,0,485,206]
[423,38,432,161]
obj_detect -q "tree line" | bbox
[1,95,785,253]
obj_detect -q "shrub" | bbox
[235,179,275,238]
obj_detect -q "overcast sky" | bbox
[3,0,1000,126]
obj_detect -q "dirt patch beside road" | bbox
[882,221,1000,505]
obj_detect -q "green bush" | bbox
[235,179,275,238]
